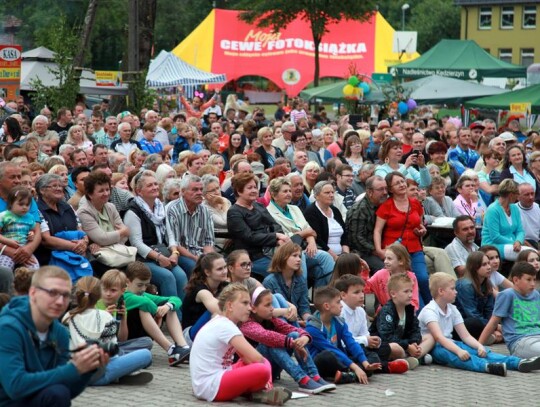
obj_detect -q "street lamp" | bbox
[401,3,410,31]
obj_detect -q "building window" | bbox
[479,7,492,29]
[521,49,535,67]
[499,48,512,63]
[501,6,514,29]
[523,6,537,28]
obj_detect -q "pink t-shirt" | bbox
[365,269,420,311]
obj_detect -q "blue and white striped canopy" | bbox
[146,50,226,88]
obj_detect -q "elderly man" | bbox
[110,122,141,156]
[59,144,75,169]
[145,110,172,153]
[517,183,540,249]
[482,119,497,137]
[292,150,309,174]
[445,215,478,277]
[28,115,60,150]
[166,175,215,275]
[351,162,375,196]
[345,175,388,273]
[143,153,164,172]
[272,120,295,155]
[95,116,119,148]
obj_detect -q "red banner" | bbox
[0,45,22,100]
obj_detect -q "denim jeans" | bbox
[431,342,521,373]
[8,384,71,407]
[302,250,335,288]
[119,336,154,355]
[177,256,197,278]
[257,332,319,382]
[271,293,299,327]
[91,349,153,386]
[145,262,187,319]
[410,251,431,308]
[252,256,272,279]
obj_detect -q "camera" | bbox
[85,340,119,357]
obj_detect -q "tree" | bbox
[237,0,378,87]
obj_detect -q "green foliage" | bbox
[126,70,157,116]
[29,17,80,111]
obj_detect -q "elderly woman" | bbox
[202,132,220,155]
[155,163,176,185]
[124,170,187,302]
[477,149,502,205]
[77,172,131,272]
[481,179,535,261]
[28,115,59,150]
[266,177,335,287]
[48,164,74,200]
[301,161,321,197]
[227,172,290,279]
[453,174,487,222]
[254,126,284,170]
[424,175,461,223]
[308,129,332,167]
[304,181,349,261]
[375,137,431,189]
[374,171,431,307]
[35,174,88,265]
[162,178,182,204]
[202,174,231,253]
[65,124,93,150]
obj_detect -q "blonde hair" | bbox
[386,243,411,271]
[387,273,413,294]
[429,272,456,298]
[100,269,127,290]
[217,283,249,312]
[31,266,71,288]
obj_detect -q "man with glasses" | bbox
[0,266,108,406]
[335,164,357,210]
[400,121,415,155]
[345,175,388,273]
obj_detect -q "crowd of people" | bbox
[1,92,540,406]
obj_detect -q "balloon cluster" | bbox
[396,98,417,115]
[343,76,371,100]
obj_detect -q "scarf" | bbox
[135,195,166,240]
[429,160,451,178]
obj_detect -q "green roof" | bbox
[464,84,540,113]
[390,39,526,80]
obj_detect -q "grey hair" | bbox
[145,110,157,120]
[180,174,202,190]
[59,144,75,154]
[0,161,19,179]
[35,174,63,198]
[118,122,131,132]
[281,121,296,133]
[32,115,49,126]
[312,180,334,197]
[365,175,385,190]
[162,178,183,203]
[133,170,157,192]
[359,162,375,173]
[143,153,163,169]
[201,174,220,193]
[488,136,504,149]
[285,173,302,183]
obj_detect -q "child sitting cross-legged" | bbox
[63,276,153,385]
[123,261,191,366]
[479,262,540,359]
[369,274,435,368]
[240,287,336,394]
[419,272,540,376]
[96,269,153,355]
[306,286,382,385]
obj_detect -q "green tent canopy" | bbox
[464,84,540,114]
[390,40,526,80]
[299,80,385,103]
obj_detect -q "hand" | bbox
[295,346,308,361]
[352,366,369,384]
[275,233,290,242]
[404,154,417,169]
[367,336,381,348]
[407,343,422,358]
[116,224,130,238]
[158,255,172,268]
[293,336,310,350]
[71,344,109,375]
[26,231,35,242]
[72,240,87,255]
[177,85,183,94]
[363,362,382,371]
[286,304,298,321]
[457,349,470,361]
[477,346,487,358]
[513,241,521,252]
[417,153,426,168]
[105,304,117,316]
[414,224,427,237]
[156,304,170,318]
[3,238,20,249]
[13,246,32,264]
[376,249,386,260]
[328,249,338,261]
[305,241,317,258]
[89,243,101,255]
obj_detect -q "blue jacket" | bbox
[481,200,525,260]
[455,278,494,324]
[305,311,367,368]
[0,296,93,405]
[263,273,311,318]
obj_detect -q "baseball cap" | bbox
[499,131,517,142]
[469,121,485,130]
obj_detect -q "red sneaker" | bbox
[388,359,409,374]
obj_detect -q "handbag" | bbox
[96,243,137,268]
[50,251,93,283]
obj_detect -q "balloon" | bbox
[359,82,371,95]
[353,87,362,98]
[407,98,417,110]
[343,84,355,96]
[348,76,359,86]
[398,101,409,115]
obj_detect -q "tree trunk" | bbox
[313,36,321,87]
[73,0,99,70]
[137,0,157,71]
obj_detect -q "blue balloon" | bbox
[359,82,371,95]
[398,101,408,115]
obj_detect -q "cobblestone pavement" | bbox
[73,342,540,407]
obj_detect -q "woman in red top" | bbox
[373,171,431,307]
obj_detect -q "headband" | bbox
[251,286,266,305]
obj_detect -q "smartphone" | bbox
[412,149,420,156]
[116,295,124,321]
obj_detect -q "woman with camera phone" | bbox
[63,276,154,386]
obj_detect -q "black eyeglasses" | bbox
[36,286,71,301]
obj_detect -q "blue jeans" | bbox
[271,293,299,327]
[431,342,521,373]
[177,256,197,278]
[8,384,70,407]
[410,251,431,308]
[302,250,335,288]
[145,262,187,300]
[91,349,152,386]
[257,332,319,382]
[119,337,154,355]
[252,256,272,279]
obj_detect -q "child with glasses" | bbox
[0,187,40,271]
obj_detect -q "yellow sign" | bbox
[510,103,531,115]
[95,71,123,87]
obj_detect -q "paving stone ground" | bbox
[73,342,540,407]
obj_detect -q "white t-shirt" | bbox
[418,300,463,339]
[190,315,242,401]
[490,270,506,287]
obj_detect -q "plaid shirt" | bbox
[345,196,378,256]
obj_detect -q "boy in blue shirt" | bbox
[479,262,540,358]
[306,286,383,384]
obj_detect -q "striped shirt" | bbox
[165,198,214,256]
[95,132,120,148]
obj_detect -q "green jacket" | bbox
[124,291,181,316]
